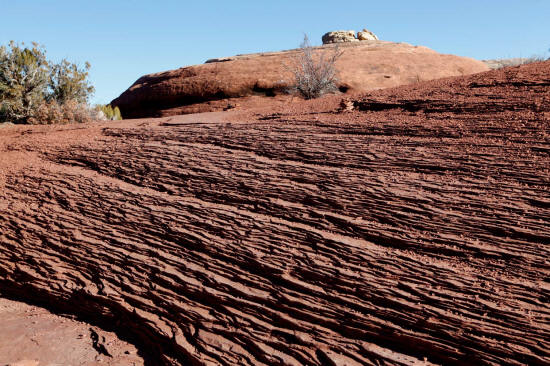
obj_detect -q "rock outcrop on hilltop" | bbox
[357,29,378,41]
[111,41,489,118]
[322,29,379,43]
[321,30,359,43]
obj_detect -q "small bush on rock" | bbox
[288,35,343,99]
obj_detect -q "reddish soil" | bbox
[0,297,143,365]
[0,61,549,365]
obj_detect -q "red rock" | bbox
[2,61,549,365]
[111,41,488,118]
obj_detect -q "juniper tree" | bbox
[0,41,49,123]
[0,41,95,123]
[48,59,94,104]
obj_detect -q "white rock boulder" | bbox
[357,29,378,41]
[322,31,359,44]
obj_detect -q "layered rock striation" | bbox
[1,60,549,365]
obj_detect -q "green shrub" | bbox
[0,41,49,123]
[96,104,122,120]
[48,59,94,104]
[0,41,95,124]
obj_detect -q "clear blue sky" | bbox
[2,0,549,105]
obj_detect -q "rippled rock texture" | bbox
[1,61,549,365]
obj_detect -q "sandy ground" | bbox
[0,61,549,365]
[0,298,143,366]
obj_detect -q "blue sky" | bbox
[2,0,549,104]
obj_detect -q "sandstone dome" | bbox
[111,40,489,118]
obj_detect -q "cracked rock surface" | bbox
[1,61,549,365]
